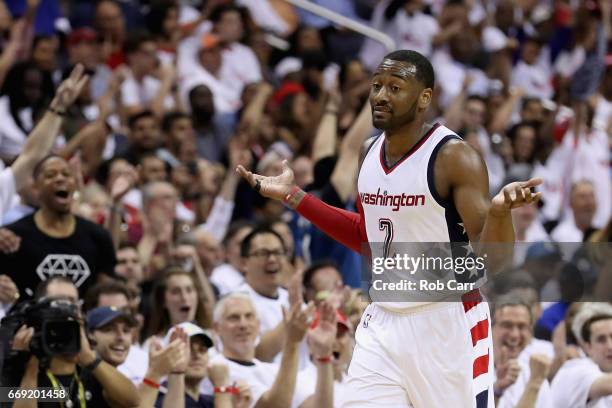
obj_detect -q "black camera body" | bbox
[1,297,81,359]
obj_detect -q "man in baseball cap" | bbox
[87,306,137,367]
[157,322,252,408]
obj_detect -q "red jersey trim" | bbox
[379,123,440,175]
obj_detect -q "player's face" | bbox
[369,60,427,131]
[493,305,532,359]
[584,319,612,373]
[35,157,77,215]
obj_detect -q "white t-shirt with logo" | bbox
[551,358,612,408]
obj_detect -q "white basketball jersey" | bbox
[358,123,484,311]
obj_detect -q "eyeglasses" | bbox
[248,249,286,259]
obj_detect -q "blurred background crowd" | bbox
[0,0,609,407]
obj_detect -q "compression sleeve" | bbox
[295,193,367,254]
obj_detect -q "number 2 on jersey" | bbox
[378,218,394,258]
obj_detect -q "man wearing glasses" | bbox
[234,226,307,365]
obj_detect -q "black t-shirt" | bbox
[1,214,117,299]
[36,367,108,407]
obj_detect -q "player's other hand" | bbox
[490,178,542,217]
[236,160,296,201]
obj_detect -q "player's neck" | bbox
[384,120,429,164]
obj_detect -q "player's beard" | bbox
[373,97,419,131]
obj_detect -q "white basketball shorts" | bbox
[342,291,494,408]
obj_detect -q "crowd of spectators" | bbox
[0,0,609,407]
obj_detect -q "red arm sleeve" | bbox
[295,193,367,254]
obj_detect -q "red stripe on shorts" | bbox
[473,351,489,379]
[470,318,489,346]
[462,289,482,313]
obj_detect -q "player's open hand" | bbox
[236,160,295,201]
[490,178,542,216]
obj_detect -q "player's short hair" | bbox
[383,50,435,90]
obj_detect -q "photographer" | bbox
[10,302,139,408]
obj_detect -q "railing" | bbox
[283,0,396,52]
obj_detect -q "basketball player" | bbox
[237,50,541,407]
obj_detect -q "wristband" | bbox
[214,386,240,394]
[84,355,102,371]
[283,186,301,204]
[316,355,333,363]
[48,106,67,116]
[143,378,160,389]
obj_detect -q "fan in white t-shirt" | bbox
[210,292,335,408]
[492,297,553,408]
[121,32,175,117]
[231,227,296,362]
[551,303,612,408]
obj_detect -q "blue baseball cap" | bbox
[87,306,137,331]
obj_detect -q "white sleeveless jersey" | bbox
[357,123,485,312]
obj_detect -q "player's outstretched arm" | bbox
[236,161,367,253]
[437,140,542,271]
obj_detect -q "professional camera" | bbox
[0,297,81,359]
